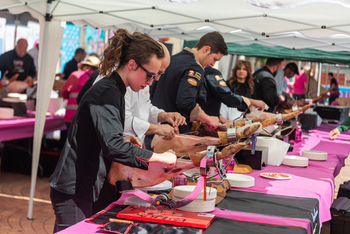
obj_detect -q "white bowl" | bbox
[282,155,308,167]
[173,196,216,212]
[226,174,255,188]
[0,107,14,119]
[173,185,217,200]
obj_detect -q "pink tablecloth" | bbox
[57,123,349,234]
[0,115,66,142]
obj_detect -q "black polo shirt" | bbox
[49,72,153,202]
[198,66,247,117]
[151,49,203,133]
[0,49,36,81]
[63,58,78,80]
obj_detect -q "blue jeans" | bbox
[50,187,92,233]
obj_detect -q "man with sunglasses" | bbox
[123,43,186,147]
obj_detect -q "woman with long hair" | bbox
[49,29,177,232]
[220,60,254,122]
[226,60,254,98]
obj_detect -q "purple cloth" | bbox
[0,114,66,141]
[57,123,349,234]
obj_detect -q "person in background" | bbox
[49,29,176,232]
[327,72,340,105]
[220,60,255,122]
[60,56,101,133]
[292,66,308,100]
[28,41,39,72]
[253,58,284,113]
[0,38,35,93]
[329,117,350,139]
[198,65,265,124]
[61,48,86,80]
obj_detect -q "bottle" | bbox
[174,173,187,187]
[295,122,303,143]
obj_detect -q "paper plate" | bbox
[173,196,215,212]
[0,107,14,119]
[302,150,327,161]
[282,155,309,167]
[124,196,151,207]
[1,97,21,103]
[173,185,217,200]
[136,180,172,191]
[226,174,255,188]
[183,168,200,177]
[260,172,291,180]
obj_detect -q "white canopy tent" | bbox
[1,0,350,219]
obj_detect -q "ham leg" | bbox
[108,142,246,188]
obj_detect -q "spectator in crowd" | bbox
[327,72,340,105]
[253,58,284,113]
[220,60,255,122]
[292,66,308,100]
[275,62,299,95]
[28,41,39,72]
[60,55,101,133]
[61,48,86,80]
[0,38,35,93]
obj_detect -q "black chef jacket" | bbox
[76,70,99,104]
[253,66,280,113]
[152,48,203,133]
[198,67,248,117]
[49,72,153,202]
[0,49,36,81]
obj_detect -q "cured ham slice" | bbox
[190,121,228,137]
[151,134,222,156]
[108,142,246,188]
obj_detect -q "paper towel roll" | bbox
[256,136,278,150]
[0,107,14,119]
[173,196,216,212]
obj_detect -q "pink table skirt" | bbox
[0,114,66,142]
[58,123,349,234]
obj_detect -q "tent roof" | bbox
[2,0,350,52]
[184,41,350,64]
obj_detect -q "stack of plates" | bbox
[226,174,255,188]
[302,150,327,161]
[0,107,14,119]
[282,155,309,167]
[173,186,217,212]
[124,196,151,207]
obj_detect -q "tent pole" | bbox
[14,14,18,45]
[316,63,321,96]
[27,0,52,220]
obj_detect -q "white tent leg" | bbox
[27,3,65,219]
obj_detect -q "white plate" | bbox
[183,168,200,177]
[260,172,291,180]
[1,97,21,103]
[124,196,151,207]
[136,180,172,191]
[282,155,308,167]
[226,174,255,188]
[302,150,327,161]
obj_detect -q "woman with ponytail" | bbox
[49,29,176,232]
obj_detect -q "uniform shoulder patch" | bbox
[215,75,222,80]
[219,80,227,86]
[187,78,198,86]
[189,70,195,76]
[195,72,202,80]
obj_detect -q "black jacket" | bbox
[253,66,279,113]
[198,67,247,117]
[49,72,152,202]
[151,49,203,133]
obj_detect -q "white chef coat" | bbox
[124,86,164,145]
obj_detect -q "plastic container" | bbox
[174,173,187,187]
[294,122,303,143]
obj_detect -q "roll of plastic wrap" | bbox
[0,107,14,119]
[302,150,327,161]
[226,174,255,188]
[173,185,217,200]
[173,196,216,212]
[282,155,309,167]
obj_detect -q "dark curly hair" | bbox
[227,60,254,95]
[100,29,164,77]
